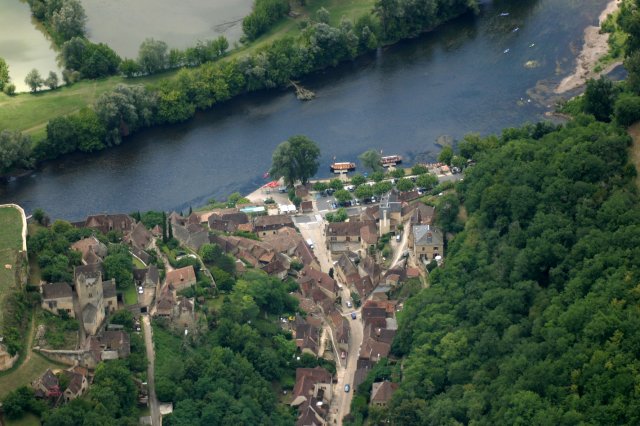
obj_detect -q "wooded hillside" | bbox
[389,117,640,425]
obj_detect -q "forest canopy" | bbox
[388,116,640,425]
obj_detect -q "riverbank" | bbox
[0,0,375,142]
[555,0,622,94]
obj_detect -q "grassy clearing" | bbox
[0,0,375,141]
[0,351,64,399]
[0,206,24,327]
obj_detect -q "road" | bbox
[141,315,161,426]
[295,211,365,425]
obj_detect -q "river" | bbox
[0,0,62,93]
[0,0,612,220]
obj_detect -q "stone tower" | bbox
[75,267,106,336]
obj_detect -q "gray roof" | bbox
[380,191,402,214]
[103,279,117,299]
[413,225,443,246]
[83,303,98,324]
[42,282,73,300]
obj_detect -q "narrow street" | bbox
[295,211,365,425]
[141,315,161,426]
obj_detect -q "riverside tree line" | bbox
[0,0,479,174]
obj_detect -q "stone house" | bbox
[325,221,375,257]
[291,366,333,426]
[294,316,320,356]
[207,209,249,233]
[87,330,131,363]
[329,311,350,353]
[133,265,160,289]
[173,222,209,251]
[253,214,294,237]
[297,265,338,301]
[370,381,399,407]
[32,369,62,399]
[173,297,196,330]
[62,368,89,402]
[81,214,134,235]
[41,282,75,318]
[166,266,197,292]
[71,236,107,265]
[411,224,444,261]
[124,222,153,250]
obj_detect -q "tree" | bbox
[373,181,392,196]
[103,245,134,289]
[24,69,43,92]
[0,130,34,174]
[411,164,428,175]
[44,71,59,89]
[329,178,344,190]
[326,207,348,222]
[584,76,615,122]
[137,38,169,74]
[334,189,352,203]
[0,57,9,90]
[396,178,415,192]
[50,0,86,42]
[351,173,367,186]
[94,84,157,145]
[371,171,385,182]
[313,181,328,192]
[614,94,640,126]
[359,149,382,172]
[416,173,438,190]
[269,135,320,187]
[438,145,454,165]
[119,58,140,77]
[390,168,405,179]
[355,184,373,200]
[32,208,47,225]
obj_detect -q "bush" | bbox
[614,94,640,126]
[3,83,16,95]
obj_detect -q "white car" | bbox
[138,286,144,294]
[346,301,353,308]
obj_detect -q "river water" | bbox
[0,0,62,93]
[81,0,254,58]
[0,0,612,220]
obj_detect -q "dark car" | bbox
[351,312,357,320]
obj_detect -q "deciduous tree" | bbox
[270,135,320,187]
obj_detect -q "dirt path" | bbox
[555,0,622,94]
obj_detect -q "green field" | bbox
[0,0,375,142]
[0,206,24,327]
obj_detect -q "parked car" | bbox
[346,185,355,191]
[341,351,347,359]
[344,384,350,392]
[326,188,336,195]
[138,286,144,294]
[346,301,353,308]
[278,186,288,193]
[351,312,357,320]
